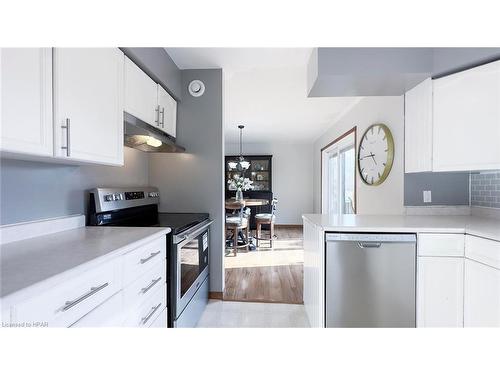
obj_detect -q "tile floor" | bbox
[196,300,310,328]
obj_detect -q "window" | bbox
[321,128,356,215]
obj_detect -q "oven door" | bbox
[175,225,210,318]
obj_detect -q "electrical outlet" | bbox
[423,190,432,203]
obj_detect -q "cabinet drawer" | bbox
[149,307,167,328]
[465,235,500,269]
[123,236,166,285]
[123,287,166,328]
[13,259,120,327]
[71,291,124,328]
[123,260,166,310]
[418,234,464,257]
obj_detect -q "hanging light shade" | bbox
[236,125,249,171]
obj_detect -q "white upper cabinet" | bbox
[157,85,177,137]
[124,56,158,127]
[53,48,124,166]
[433,60,500,172]
[0,48,53,157]
[404,78,433,173]
[124,56,177,138]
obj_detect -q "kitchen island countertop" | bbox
[302,214,500,241]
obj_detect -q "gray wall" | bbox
[121,47,182,100]
[149,69,224,293]
[432,48,500,77]
[308,47,500,97]
[0,148,149,225]
[404,172,470,206]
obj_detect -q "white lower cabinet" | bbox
[71,292,124,328]
[417,256,464,327]
[417,233,500,328]
[122,287,166,328]
[5,235,167,328]
[464,260,500,327]
[149,308,167,328]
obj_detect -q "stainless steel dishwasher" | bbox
[326,233,416,328]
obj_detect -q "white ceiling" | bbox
[166,48,360,143]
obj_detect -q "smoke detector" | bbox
[188,80,205,97]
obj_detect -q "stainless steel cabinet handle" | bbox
[357,242,382,249]
[61,118,71,157]
[141,302,162,325]
[155,105,160,126]
[62,282,109,312]
[140,251,161,264]
[141,277,162,294]
[160,107,165,128]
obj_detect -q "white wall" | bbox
[313,96,405,215]
[226,142,314,224]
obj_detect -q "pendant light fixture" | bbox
[229,125,250,172]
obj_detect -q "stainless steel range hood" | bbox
[124,112,185,153]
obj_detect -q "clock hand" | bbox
[370,153,377,165]
[360,153,376,160]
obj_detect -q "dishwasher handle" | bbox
[357,242,381,249]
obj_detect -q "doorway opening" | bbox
[321,127,357,215]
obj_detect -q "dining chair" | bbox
[255,197,278,248]
[225,201,250,256]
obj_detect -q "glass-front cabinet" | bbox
[225,155,273,229]
[226,155,272,192]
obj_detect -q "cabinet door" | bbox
[0,48,53,157]
[417,256,464,327]
[53,48,124,166]
[433,60,500,171]
[157,85,177,137]
[464,259,500,327]
[404,78,433,173]
[124,56,158,127]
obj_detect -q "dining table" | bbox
[225,198,269,250]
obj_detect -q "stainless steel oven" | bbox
[172,219,212,327]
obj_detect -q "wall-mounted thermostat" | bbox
[188,80,205,97]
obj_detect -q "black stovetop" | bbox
[88,204,209,235]
[156,212,209,235]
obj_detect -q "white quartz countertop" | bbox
[0,226,170,299]
[302,214,500,241]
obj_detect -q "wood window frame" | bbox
[320,126,357,214]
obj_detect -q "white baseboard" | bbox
[0,215,86,245]
[405,205,471,216]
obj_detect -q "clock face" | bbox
[358,124,394,186]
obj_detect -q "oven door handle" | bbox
[175,219,213,245]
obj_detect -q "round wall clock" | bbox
[357,123,394,186]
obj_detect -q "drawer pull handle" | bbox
[141,303,162,325]
[62,282,109,312]
[141,277,162,294]
[140,251,161,264]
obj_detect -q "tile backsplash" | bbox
[470,171,500,208]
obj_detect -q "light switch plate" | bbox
[423,190,432,203]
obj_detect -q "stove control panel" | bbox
[125,191,145,200]
[104,193,124,202]
[91,187,160,213]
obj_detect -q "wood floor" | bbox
[223,225,304,304]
